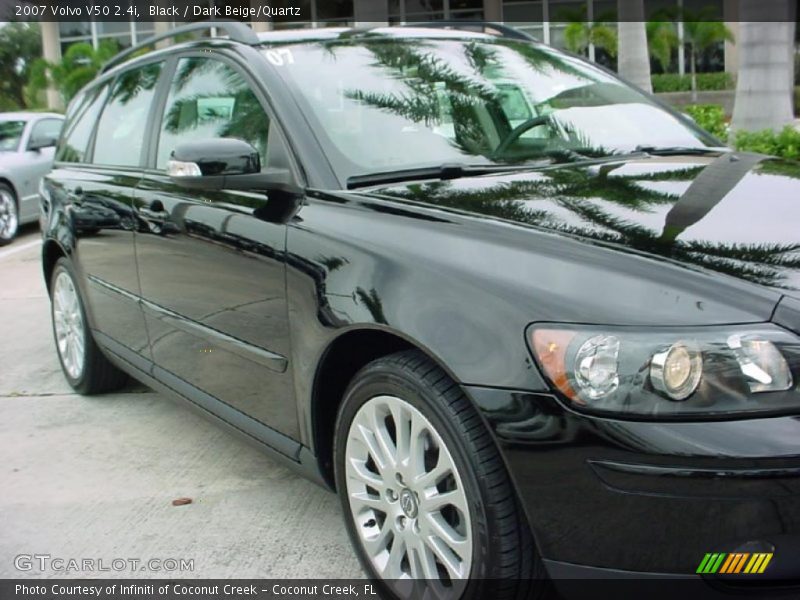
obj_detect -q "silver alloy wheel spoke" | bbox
[345,395,472,592]
[0,190,18,240]
[52,272,85,379]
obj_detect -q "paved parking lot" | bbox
[0,226,363,579]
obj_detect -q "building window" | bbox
[389,0,484,23]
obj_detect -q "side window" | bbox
[29,118,63,144]
[56,85,110,163]
[156,57,270,170]
[94,62,163,167]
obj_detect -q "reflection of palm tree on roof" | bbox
[558,200,800,289]
[379,167,798,289]
[384,163,681,213]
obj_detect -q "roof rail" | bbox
[101,20,260,74]
[402,20,538,42]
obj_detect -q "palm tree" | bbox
[616,0,652,93]
[681,13,734,102]
[30,40,118,104]
[731,0,796,131]
[560,6,618,60]
[381,166,800,291]
[646,20,679,73]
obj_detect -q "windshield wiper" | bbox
[346,162,551,189]
[634,145,728,156]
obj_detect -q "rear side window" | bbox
[57,86,109,162]
[56,86,109,163]
[156,57,270,169]
[94,62,163,167]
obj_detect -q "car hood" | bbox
[370,152,800,298]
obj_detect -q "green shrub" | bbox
[734,127,800,161]
[684,104,728,140]
[652,72,734,93]
[652,73,689,92]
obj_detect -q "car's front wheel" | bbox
[50,258,128,394]
[0,183,19,246]
[335,350,547,599]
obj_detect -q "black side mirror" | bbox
[167,138,301,196]
[28,135,57,152]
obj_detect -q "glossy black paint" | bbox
[467,385,800,574]
[171,138,261,176]
[134,171,299,439]
[40,30,800,583]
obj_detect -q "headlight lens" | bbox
[650,341,703,401]
[574,335,620,399]
[529,324,798,417]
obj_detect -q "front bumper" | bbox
[465,387,800,588]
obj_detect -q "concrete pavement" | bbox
[0,226,363,579]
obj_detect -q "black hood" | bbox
[371,153,800,296]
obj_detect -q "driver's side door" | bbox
[134,54,301,444]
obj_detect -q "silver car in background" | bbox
[0,112,63,245]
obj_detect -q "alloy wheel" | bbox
[53,271,86,380]
[344,394,472,591]
[0,189,18,241]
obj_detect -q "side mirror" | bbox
[28,135,57,152]
[167,138,301,196]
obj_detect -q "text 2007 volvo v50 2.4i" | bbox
[41,21,800,599]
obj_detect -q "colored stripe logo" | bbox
[696,553,773,574]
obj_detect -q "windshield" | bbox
[269,35,717,180]
[0,120,26,152]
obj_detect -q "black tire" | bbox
[50,258,128,394]
[334,349,550,600]
[0,182,19,246]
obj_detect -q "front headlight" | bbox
[528,323,799,417]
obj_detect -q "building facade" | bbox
[40,0,739,108]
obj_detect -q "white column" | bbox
[723,0,738,75]
[90,21,98,50]
[40,22,63,110]
[250,21,273,33]
[543,0,550,45]
[616,1,652,93]
[154,21,171,50]
[587,0,595,62]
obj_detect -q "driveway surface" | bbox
[0,226,363,579]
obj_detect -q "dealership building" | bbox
[39,0,740,109]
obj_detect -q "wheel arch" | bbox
[310,325,483,490]
[0,176,18,200]
[42,238,68,292]
[0,177,19,215]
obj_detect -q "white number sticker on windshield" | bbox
[265,49,295,66]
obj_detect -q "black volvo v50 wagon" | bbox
[41,21,800,599]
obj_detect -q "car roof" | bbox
[0,112,63,121]
[98,24,538,85]
[255,26,497,45]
